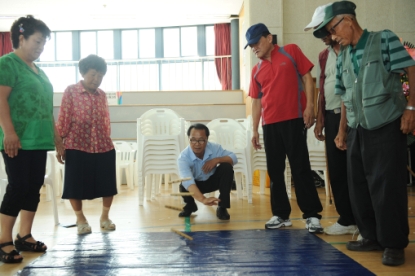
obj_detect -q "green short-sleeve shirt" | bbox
[0,53,55,150]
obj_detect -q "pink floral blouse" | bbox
[57,81,114,153]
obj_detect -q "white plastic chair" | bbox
[0,157,8,206]
[113,141,135,190]
[128,141,138,187]
[44,151,59,226]
[56,162,65,200]
[207,118,253,203]
[307,124,330,197]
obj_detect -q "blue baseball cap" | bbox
[244,23,270,49]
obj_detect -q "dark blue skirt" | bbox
[62,149,117,200]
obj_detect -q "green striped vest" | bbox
[341,31,406,130]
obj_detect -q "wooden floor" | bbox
[1,183,414,276]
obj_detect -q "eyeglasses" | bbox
[329,17,345,35]
[189,139,206,145]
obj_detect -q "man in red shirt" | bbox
[246,23,323,233]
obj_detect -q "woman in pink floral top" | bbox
[56,54,117,235]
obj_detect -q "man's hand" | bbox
[3,132,21,158]
[202,159,218,173]
[314,121,325,141]
[251,131,262,150]
[401,109,415,134]
[303,106,315,129]
[201,197,220,206]
[188,184,220,206]
[335,130,347,150]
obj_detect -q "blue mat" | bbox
[17,229,374,275]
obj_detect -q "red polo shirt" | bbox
[249,44,314,125]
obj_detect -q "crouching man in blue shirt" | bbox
[177,123,237,220]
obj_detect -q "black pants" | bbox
[347,118,409,249]
[0,150,47,217]
[263,118,323,220]
[180,162,234,209]
[324,113,355,226]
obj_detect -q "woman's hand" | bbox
[3,132,21,158]
[56,150,66,164]
[55,136,65,164]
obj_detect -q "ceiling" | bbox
[0,0,244,31]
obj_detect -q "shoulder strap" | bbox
[318,48,329,70]
[279,46,304,117]
[253,60,263,98]
[279,47,304,91]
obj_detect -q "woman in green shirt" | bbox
[0,15,64,263]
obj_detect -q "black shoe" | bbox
[346,238,383,251]
[178,204,198,217]
[382,248,405,266]
[216,207,230,220]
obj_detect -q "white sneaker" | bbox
[324,223,358,235]
[265,216,292,229]
[306,217,324,233]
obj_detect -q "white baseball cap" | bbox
[304,3,332,31]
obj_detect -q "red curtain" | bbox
[0,32,13,56]
[214,23,232,90]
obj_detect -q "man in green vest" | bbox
[314,0,415,267]
[305,3,357,236]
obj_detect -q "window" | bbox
[80,31,97,58]
[42,66,77,92]
[205,26,215,56]
[39,33,55,61]
[37,24,222,92]
[98,31,114,59]
[122,30,138,59]
[163,28,180,57]
[99,65,117,92]
[119,63,159,91]
[204,60,221,90]
[55,32,72,61]
[139,29,155,58]
[181,27,197,56]
[161,61,202,90]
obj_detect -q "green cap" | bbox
[313,1,356,39]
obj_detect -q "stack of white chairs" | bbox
[207,118,253,203]
[136,108,186,205]
[113,141,135,191]
[246,116,292,198]
[307,124,329,197]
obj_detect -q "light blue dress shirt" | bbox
[178,141,238,189]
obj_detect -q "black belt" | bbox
[326,108,341,114]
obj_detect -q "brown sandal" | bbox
[0,241,23,263]
[14,234,47,252]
